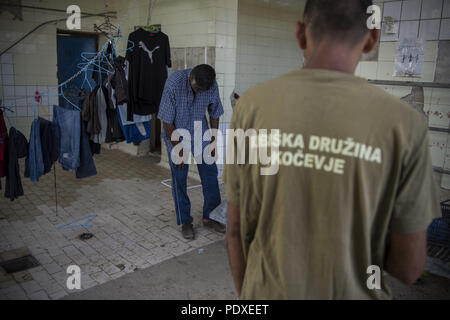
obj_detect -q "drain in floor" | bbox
[0,255,40,274]
[79,233,94,240]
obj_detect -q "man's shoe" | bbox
[182,223,195,240]
[203,219,226,234]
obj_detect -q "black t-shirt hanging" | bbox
[126,29,171,121]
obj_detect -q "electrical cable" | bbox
[0,12,116,57]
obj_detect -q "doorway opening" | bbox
[56,30,98,107]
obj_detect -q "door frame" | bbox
[56,29,99,49]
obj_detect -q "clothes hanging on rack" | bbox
[126,28,171,121]
[76,117,97,179]
[53,105,81,171]
[117,107,150,144]
[24,119,44,182]
[92,42,114,84]
[80,87,104,155]
[61,85,85,110]
[0,110,8,189]
[90,86,108,144]
[104,82,125,143]
[24,117,59,181]
[115,93,149,140]
[113,59,151,125]
[4,127,28,201]
[39,118,59,174]
[105,107,125,143]
[82,86,102,136]
[117,104,151,126]
[90,141,101,155]
[111,56,129,105]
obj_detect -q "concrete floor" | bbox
[0,149,225,300]
[64,240,236,300]
[1,148,449,300]
[65,239,450,300]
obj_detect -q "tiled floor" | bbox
[0,149,225,300]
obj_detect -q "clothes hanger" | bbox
[81,68,94,91]
[78,36,117,76]
[113,37,135,56]
[78,51,114,76]
[60,85,81,111]
[140,25,160,33]
[94,16,120,38]
[137,15,161,34]
[100,39,115,71]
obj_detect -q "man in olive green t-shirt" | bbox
[224,0,441,300]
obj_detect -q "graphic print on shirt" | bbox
[249,131,383,175]
[138,41,160,64]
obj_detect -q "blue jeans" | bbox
[53,105,81,171]
[168,154,221,226]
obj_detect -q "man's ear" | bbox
[296,21,307,50]
[362,28,380,54]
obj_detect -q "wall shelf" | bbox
[368,80,450,89]
[429,127,450,133]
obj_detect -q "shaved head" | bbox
[304,0,373,45]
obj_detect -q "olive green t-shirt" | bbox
[224,69,441,300]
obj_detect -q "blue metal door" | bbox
[57,33,97,107]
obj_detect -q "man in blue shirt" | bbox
[158,64,225,239]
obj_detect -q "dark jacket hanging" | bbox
[5,127,28,201]
[111,56,129,105]
[76,117,97,179]
[102,86,125,143]
[0,110,8,190]
[82,86,101,135]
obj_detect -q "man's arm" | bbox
[210,117,219,131]
[384,231,427,285]
[226,203,246,298]
[162,121,177,148]
[162,121,185,170]
[384,120,439,286]
[209,117,219,159]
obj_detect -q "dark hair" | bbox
[191,64,216,90]
[304,0,373,44]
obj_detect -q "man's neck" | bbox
[304,42,360,74]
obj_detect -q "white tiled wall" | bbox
[235,0,304,97]
[215,0,238,124]
[380,0,449,41]
[145,0,239,124]
[363,0,450,191]
[0,0,119,135]
[136,0,239,175]
[145,0,217,48]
